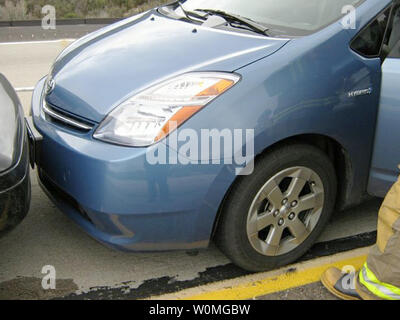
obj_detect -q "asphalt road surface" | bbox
[0,29,381,300]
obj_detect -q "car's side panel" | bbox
[368,57,400,197]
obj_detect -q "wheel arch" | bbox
[210,133,354,240]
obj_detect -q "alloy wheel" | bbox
[246,166,324,256]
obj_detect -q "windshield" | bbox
[181,0,364,35]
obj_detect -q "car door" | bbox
[368,5,400,197]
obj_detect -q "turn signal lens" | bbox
[196,79,235,97]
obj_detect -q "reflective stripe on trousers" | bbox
[359,263,400,300]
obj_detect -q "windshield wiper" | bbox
[173,1,208,22]
[159,1,208,23]
[194,9,269,36]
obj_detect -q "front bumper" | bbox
[31,78,231,251]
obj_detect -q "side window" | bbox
[351,8,391,58]
[382,5,400,58]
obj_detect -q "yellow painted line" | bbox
[187,255,366,300]
[149,247,371,300]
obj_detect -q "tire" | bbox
[215,143,337,272]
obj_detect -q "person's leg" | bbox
[322,174,400,300]
[356,175,400,300]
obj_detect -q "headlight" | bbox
[93,72,240,147]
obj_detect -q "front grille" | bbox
[43,103,94,133]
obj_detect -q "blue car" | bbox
[27,0,400,271]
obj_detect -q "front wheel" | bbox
[216,144,337,272]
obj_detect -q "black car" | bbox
[0,74,30,237]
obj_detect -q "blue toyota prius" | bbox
[27,0,400,271]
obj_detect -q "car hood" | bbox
[47,10,289,123]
